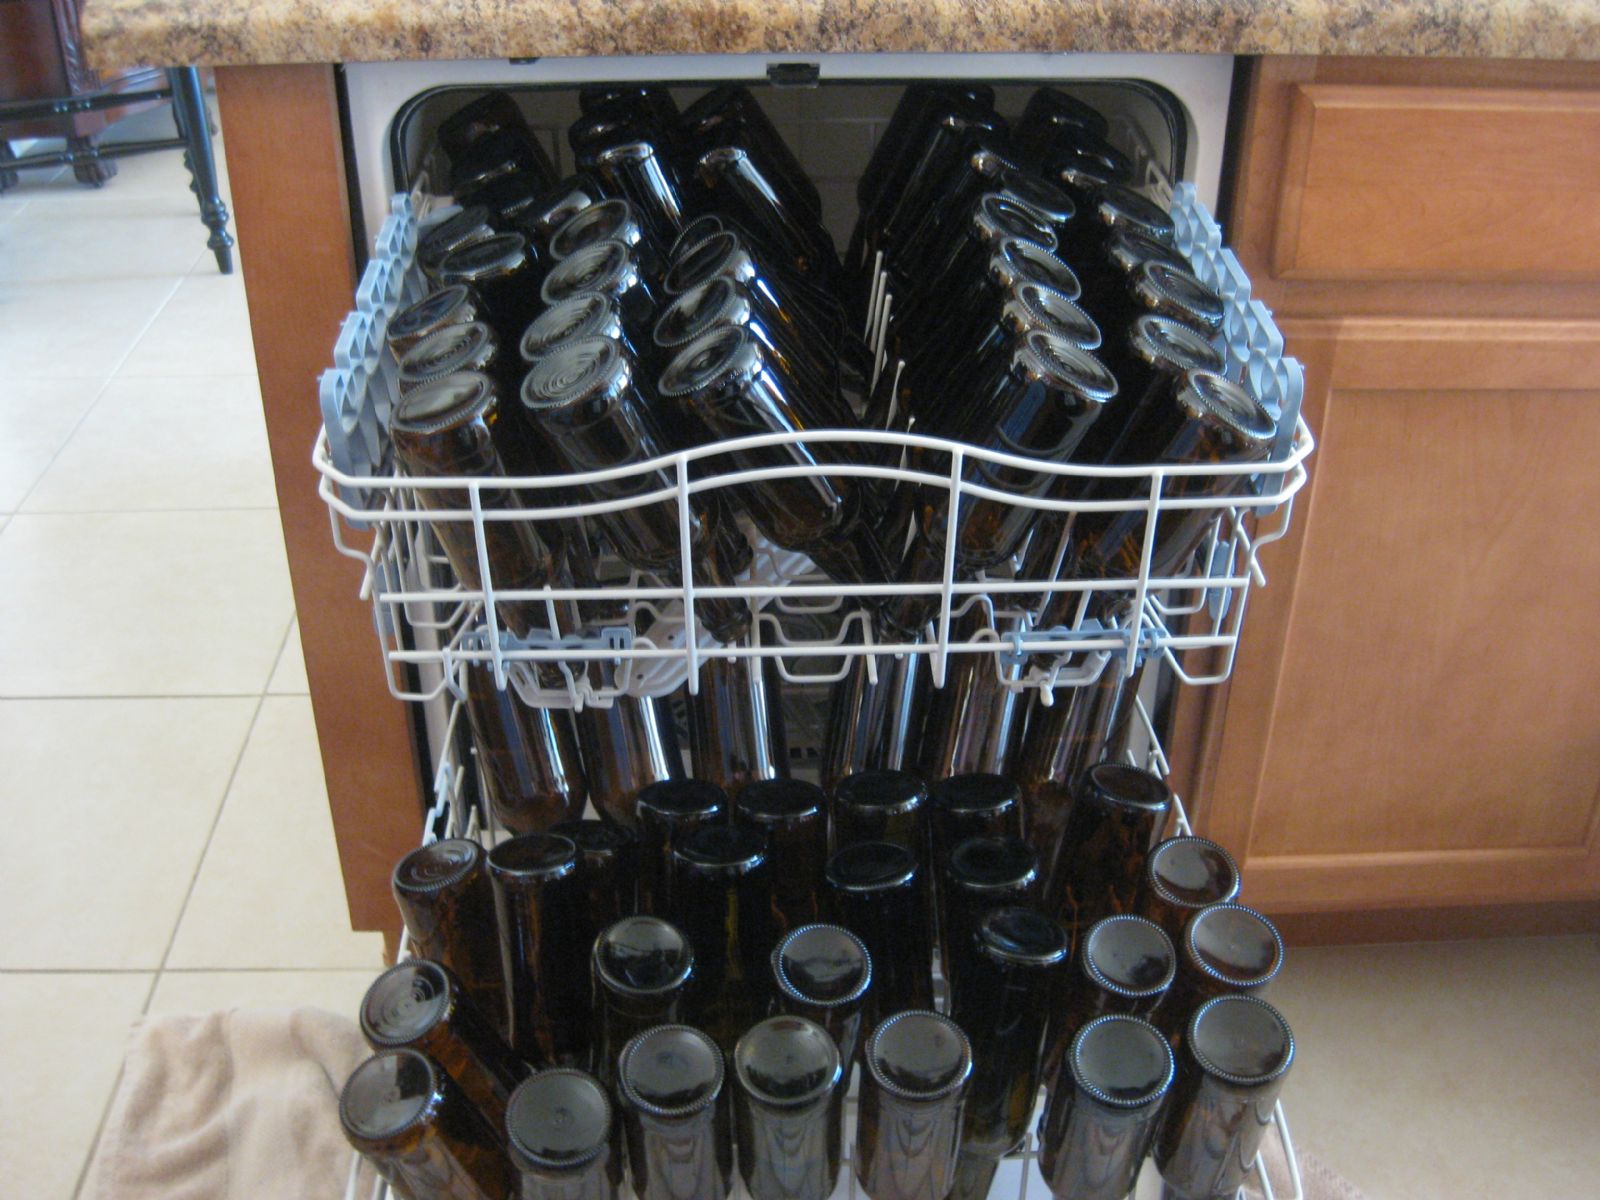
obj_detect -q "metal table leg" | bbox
[168,67,235,274]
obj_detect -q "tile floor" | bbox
[3,102,1599,1200]
[0,106,383,1200]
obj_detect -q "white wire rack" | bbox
[343,695,1303,1200]
[316,192,1312,712]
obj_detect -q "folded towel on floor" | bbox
[83,1008,377,1200]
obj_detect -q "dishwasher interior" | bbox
[323,61,1310,1200]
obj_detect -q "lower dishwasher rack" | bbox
[342,696,1304,1200]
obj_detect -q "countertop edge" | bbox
[80,0,1600,73]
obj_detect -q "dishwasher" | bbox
[318,53,1313,1200]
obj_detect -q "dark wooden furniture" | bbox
[0,0,234,271]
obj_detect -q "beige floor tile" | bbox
[0,698,257,969]
[116,271,258,377]
[24,374,274,513]
[0,377,104,512]
[150,969,377,1018]
[267,617,310,694]
[0,199,208,284]
[168,697,387,970]
[1274,934,1600,1199]
[0,276,183,380]
[0,195,29,224]
[0,511,293,696]
[0,971,153,1199]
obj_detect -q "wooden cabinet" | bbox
[1185,57,1600,932]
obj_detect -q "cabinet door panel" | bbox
[1274,85,1600,281]
[1206,318,1600,911]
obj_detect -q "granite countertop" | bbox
[83,0,1600,72]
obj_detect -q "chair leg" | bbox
[68,135,117,186]
[168,67,235,274]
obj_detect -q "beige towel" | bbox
[83,1008,377,1200]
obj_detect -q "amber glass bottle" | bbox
[391,839,509,1037]
[1171,902,1285,1022]
[928,774,1023,870]
[591,915,695,1090]
[733,1015,845,1200]
[637,779,727,914]
[1037,1015,1175,1200]
[1048,763,1173,947]
[1155,996,1295,1200]
[1043,913,1175,1094]
[1137,836,1241,947]
[769,923,873,1072]
[672,822,777,1055]
[574,694,682,831]
[389,371,563,642]
[461,662,586,837]
[824,841,933,1022]
[506,1069,624,1200]
[657,324,892,592]
[689,655,790,796]
[436,231,545,348]
[387,284,483,361]
[831,769,929,857]
[617,1024,735,1200]
[550,818,641,947]
[737,779,828,932]
[948,907,1070,1171]
[360,959,530,1142]
[340,1048,512,1200]
[937,835,1040,997]
[487,833,590,1066]
[855,1011,974,1200]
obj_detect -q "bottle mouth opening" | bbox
[542,239,634,303]
[977,907,1070,966]
[550,197,636,259]
[487,832,579,880]
[1017,329,1118,403]
[653,277,745,349]
[1146,836,1241,908]
[1179,371,1277,445]
[521,335,628,410]
[866,1011,973,1101]
[391,373,496,436]
[520,292,616,362]
[339,1049,440,1142]
[506,1069,615,1169]
[391,838,482,894]
[1069,1015,1175,1109]
[665,230,739,294]
[1130,315,1226,374]
[618,1025,726,1118]
[1081,914,1177,998]
[772,924,873,1007]
[437,231,527,280]
[399,322,494,383]
[1187,994,1296,1086]
[659,324,757,397]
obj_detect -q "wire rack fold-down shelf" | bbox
[315,183,1311,712]
[343,698,1304,1200]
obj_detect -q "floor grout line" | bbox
[141,612,298,1002]
[5,271,185,517]
[13,506,281,517]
